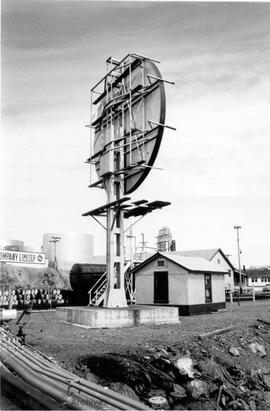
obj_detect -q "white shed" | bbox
[133,252,227,315]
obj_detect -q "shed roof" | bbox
[173,249,219,260]
[133,252,228,274]
[170,249,236,270]
[245,268,270,277]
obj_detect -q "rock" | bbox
[229,346,240,356]
[260,366,270,375]
[227,399,250,410]
[161,348,170,356]
[85,371,99,384]
[249,342,267,357]
[195,358,224,382]
[209,347,235,369]
[208,382,219,394]
[186,400,216,410]
[262,374,270,390]
[152,352,162,360]
[172,404,186,410]
[174,357,194,378]
[248,399,256,410]
[109,382,140,401]
[263,391,270,404]
[169,384,187,402]
[185,379,208,399]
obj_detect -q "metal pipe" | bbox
[2,345,132,411]
[1,330,149,410]
[0,351,90,410]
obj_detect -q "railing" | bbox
[88,271,107,306]
[124,261,136,304]
[88,261,137,306]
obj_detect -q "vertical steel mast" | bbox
[103,58,126,306]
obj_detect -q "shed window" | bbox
[204,274,212,303]
[157,259,166,267]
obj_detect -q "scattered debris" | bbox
[198,325,238,340]
[169,383,187,401]
[77,321,270,410]
[229,346,240,356]
[185,379,208,400]
[173,356,194,378]
[148,396,169,410]
[257,318,270,326]
[249,342,267,357]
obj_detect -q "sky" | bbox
[1,0,270,267]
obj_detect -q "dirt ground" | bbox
[7,300,270,410]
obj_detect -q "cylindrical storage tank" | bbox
[42,232,94,270]
[0,239,24,251]
[23,245,38,252]
[69,263,106,306]
[70,264,106,292]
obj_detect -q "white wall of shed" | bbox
[210,251,234,290]
[187,273,205,304]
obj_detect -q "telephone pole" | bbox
[49,236,61,271]
[234,226,242,291]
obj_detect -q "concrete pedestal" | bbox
[56,305,179,328]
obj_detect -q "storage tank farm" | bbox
[42,232,94,271]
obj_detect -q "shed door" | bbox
[154,271,168,303]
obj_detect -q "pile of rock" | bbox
[78,321,270,410]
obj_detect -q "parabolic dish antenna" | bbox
[89,53,167,194]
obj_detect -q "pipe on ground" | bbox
[0,329,149,410]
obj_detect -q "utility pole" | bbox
[49,236,61,271]
[234,226,242,292]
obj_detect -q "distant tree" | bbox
[42,268,56,288]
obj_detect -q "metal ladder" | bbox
[88,261,136,306]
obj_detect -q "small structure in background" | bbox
[132,252,227,315]
[245,266,270,292]
[157,226,176,252]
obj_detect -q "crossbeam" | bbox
[82,197,131,217]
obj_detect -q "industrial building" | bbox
[245,267,270,291]
[132,252,227,315]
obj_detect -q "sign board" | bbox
[0,250,46,265]
[91,54,166,194]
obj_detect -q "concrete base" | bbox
[56,305,179,328]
